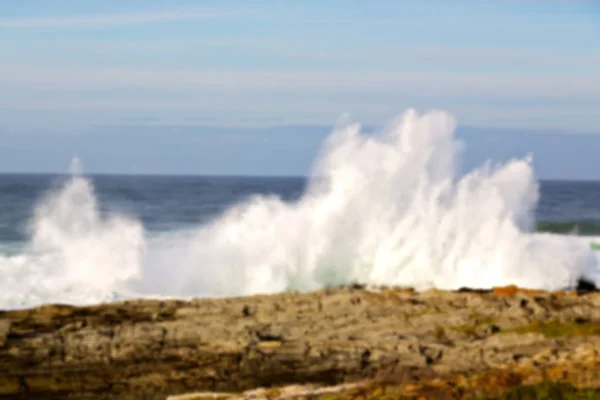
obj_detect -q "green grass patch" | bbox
[482,381,598,399]
[514,320,600,338]
[306,381,600,399]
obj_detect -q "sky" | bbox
[1,1,599,177]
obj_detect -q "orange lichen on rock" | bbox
[492,285,547,296]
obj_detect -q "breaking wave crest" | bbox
[1,109,599,309]
[0,160,145,309]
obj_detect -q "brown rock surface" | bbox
[1,286,600,399]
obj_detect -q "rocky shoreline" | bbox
[1,285,600,399]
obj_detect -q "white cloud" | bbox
[0,9,228,29]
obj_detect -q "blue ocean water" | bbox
[0,174,305,246]
[1,174,599,248]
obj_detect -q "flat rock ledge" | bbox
[1,285,600,399]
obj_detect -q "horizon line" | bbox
[0,171,597,183]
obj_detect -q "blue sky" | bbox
[1,1,599,176]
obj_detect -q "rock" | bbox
[1,287,600,399]
[576,277,598,294]
[0,319,10,347]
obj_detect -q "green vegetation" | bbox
[310,382,599,399]
[483,381,598,399]
[514,320,600,338]
[293,381,600,399]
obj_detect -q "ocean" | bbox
[3,175,600,245]
[1,110,600,310]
